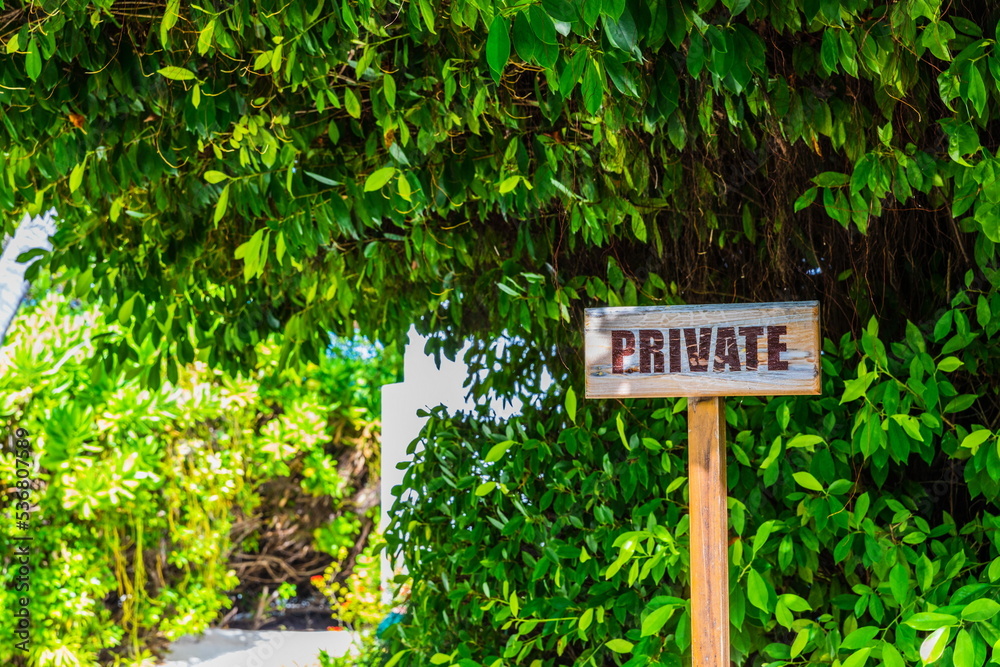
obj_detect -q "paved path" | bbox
[160,629,357,667]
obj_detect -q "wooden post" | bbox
[688,397,729,667]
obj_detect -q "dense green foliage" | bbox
[0,286,394,666]
[5,0,1000,666]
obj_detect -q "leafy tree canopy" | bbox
[5,0,996,385]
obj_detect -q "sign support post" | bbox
[584,301,821,667]
[688,397,729,667]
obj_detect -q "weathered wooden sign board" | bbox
[585,301,821,398]
[584,301,820,667]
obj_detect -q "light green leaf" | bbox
[344,87,361,118]
[383,74,397,107]
[882,643,905,667]
[793,471,824,492]
[118,294,138,325]
[213,183,230,224]
[605,639,634,654]
[790,629,809,658]
[566,386,577,423]
[204,170,229,184]
[905,612,959,631]
[843,647,872,667]
[842,626,879,650]
[197,19,216,55]
[485,440,515,463]
[641,605,676,637]
[579,607,594,631]
[475,481,497,496]
[509,592,519,617]
[960,429,993,451]
[747,569,769,612]
[786,434,824,449]
[955,628,974,667]
[499,175,521,194]
[160,0,180,44]
[158,65,196,81]
[69,161,85,193]
[962,599,1000,622]
[920,626,950,664]
[937,356,963,372]
[365,167,397,191]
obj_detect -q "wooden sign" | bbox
[583,301,822,667]
[584,301,820,398]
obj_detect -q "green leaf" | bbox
[882,643,905,667]
[25,38,41,81]
[509,591,519,617]
[793,471,824,492]
[890,563,909,604]
[960,429,993,451]
[197,18,216,55]
[786,434,824,449]
[69,161,85,193]
[604,10,638,55]
[790,629,809,658]
[499,175,521,194]
[486,16,511,84]
[485,440,514,463]
[418,0,436,34]
[813,171,850,187]
[383,74,396,107]
[304,171,342,187]
[747,569,769,612]
[118,294,138,325]
[365,167,397,191]
[559,49,588,95]
[344,88,361,118]
[528,5,558,45]
[582,58,603,114]
[578,607,594,631]
[944,394,977,413]
[475,481,497,496]
[213,183,230,224]
[794,187,818,212]
[605,639,634,654]
[158,66,196,81]
[962,599,1000,622]
[204,170,229,184]
[566,386,577,423]
[842,626,880,650]
[843,647,872,667]
[160,0,180,44]
[905,612,959,631]
[966,63,987,116]
[641,605,676,637]
[937,356,963,372]
[954,629,974,667]
[920,626,950,665]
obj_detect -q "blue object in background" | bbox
[376,612,405,638]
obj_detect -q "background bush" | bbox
[0,285,396,666]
